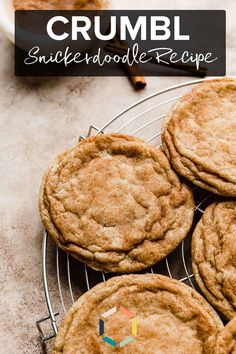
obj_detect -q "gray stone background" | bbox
[0,0,235,353]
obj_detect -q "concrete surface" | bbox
[0,0,235,353]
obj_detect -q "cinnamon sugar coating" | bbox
[52,274,223,354]
[39,133,194,273]
[162,78,236,197]
[192,200,236,320]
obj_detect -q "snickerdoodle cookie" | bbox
[39,133,194,273]
[52,274,223,354]
[192,200,236,320]
[162,78,236,197]
[215,315,236,354]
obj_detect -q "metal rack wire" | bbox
[36,78,215,345]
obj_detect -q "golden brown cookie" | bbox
[52,274,223,354]
[39,133,194,273]
[192,200,236,320]
[215,316,236,354]
[162,78,236,197]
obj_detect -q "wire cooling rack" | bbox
[36,78,216,346]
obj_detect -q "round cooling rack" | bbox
[36,78,218,345]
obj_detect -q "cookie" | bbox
[192,200,236,319]
[162,78,236,197]
[52,274,223,354]
[39,133,194,273]
[215,316,236,354]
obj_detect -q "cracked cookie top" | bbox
[192,200,236,319]
[215,315,236,354]
[52,274,223,354]
[162,78,236,197]
[39,133,194,272]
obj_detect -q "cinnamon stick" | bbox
[110,36,147,90]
